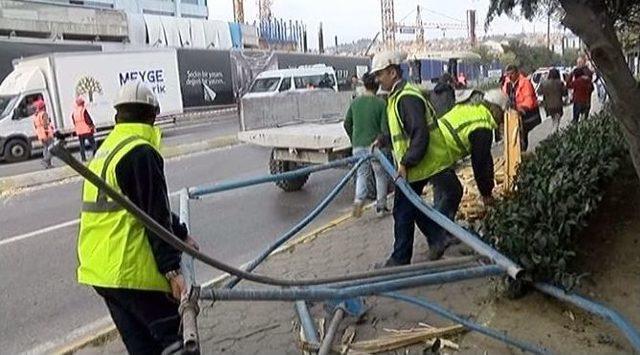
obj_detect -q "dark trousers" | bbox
[391,168,463,265]
[572,103,590,123]
[78,134,97,161]
[520,109,542,152]
[94,287,181,355]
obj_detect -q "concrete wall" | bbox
[0,0,128,39]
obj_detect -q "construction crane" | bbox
[381,1,475,49]
[258,0,273,21]
[381,0,395,49]
[233,0,244,23]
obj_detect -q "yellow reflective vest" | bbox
[386,82,455,182]
[77,123,170,292]
[438,103,497,162]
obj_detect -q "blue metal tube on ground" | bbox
[534,283,640,352]
[201,265,503,302]
[225,157,367,289]
[382,292,549,354]
[295,301,320,344]
[188,155,363,198]
[372,149,522,279]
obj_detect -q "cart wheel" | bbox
[269,150,309,192]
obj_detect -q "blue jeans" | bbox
[353,147,389,209]
[390,168,463,265]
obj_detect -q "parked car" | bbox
[243,65,338,99]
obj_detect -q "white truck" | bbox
[237,90,353,191]
[0,49,183,162]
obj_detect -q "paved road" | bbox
[0,113,239,178]
[0,142,358,354]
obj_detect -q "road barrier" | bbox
[50,141,640,354]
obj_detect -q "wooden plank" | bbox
[503,109,522,192]
[348,324,465,353]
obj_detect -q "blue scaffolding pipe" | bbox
[188,155,363,198]
[225,158,366,289]
[324,261,480,289]
[295,301,320,343]
[383,292,549,354]
[200,265,504,302]
[535,283,640,352]
[372,149,522,279]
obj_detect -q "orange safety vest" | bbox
[33,111,53,141]
[73,106,94,136]
[502,73,539,112]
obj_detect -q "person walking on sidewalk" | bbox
[32,99,54,169]
[76,81,199,354]
[567,67,594,124]
[344,72,389,218]
[71,96,97,162]
[372,51,462,265]
[502,64,541,151]
[538,68,566,132]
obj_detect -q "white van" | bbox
[244,64,338,98]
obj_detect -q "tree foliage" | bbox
[500,40,569,73]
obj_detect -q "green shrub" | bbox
[483,110,628,287]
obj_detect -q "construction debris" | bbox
[348,324,466,353]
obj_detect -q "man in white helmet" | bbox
[76,81,198,354]
[436,89,507,206]
[372,50,463,265]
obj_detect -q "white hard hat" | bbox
[371,51,405,73]
[113,81,159,110]
[483,89,508,110]
[456,89,483,104]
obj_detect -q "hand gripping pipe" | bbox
[225,156,368,288]
[382,292,549,354]
[188,155,362,198]
[535,283,640,352]
[372,149,523,279]
[200,265,503,302]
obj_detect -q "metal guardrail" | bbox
[49,141,640,354]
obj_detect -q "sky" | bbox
[208,0,562,49]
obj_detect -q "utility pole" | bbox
[415,5,424,46]
[318,22,324,53]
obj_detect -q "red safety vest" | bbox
[33,111,53,141]
[73,106,94,136]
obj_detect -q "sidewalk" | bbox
[75,201,631,354]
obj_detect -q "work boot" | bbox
[352,201,364,218]
[373,257,406,269]
[427,243,446,261]
[375,206,390,218]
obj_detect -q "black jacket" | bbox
[115,145,187,275]
[380,81,431,168]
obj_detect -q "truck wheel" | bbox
[3,138,31,163]
[269,153,309,192]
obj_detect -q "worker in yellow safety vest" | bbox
[372,50,462,266]
[437,88,508,206]
[76,81,199,354]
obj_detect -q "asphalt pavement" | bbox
[0,142,357,354]
[0,113,239,178]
